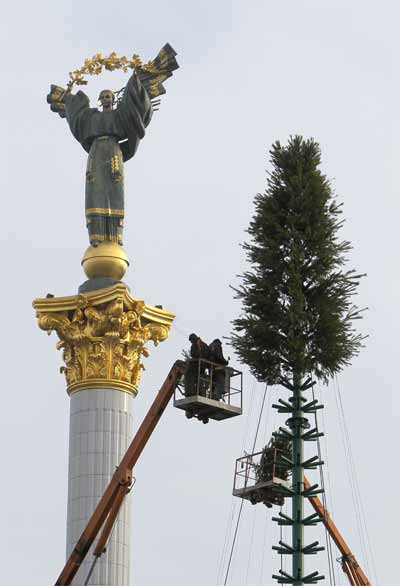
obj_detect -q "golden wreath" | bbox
[67,51,158,91]
[47,44,178,117]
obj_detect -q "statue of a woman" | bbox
[47,45,178,247]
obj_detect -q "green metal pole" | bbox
[292,370,304,585]
[271,376,325,584]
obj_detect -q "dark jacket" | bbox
[190,338,211,360]
[209,341,228,365]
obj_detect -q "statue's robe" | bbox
[64,73,152,245]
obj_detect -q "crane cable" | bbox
[222,382,269,586]
[334,376,379,585]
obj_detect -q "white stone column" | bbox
[66,388,133,586]
[33,284,174,586]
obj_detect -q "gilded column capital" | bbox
[33,283,174,396]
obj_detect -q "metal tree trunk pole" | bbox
[292,371,304,585]
[272,374,325,584]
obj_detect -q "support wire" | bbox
[216,379,257,585]
[312,384,337,585]
[334,378,370,575]
[259,508,270,585]
[222,383,269,586]
[244,505,257,584]
[334,376,379,586]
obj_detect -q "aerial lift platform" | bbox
[174,358,242,423]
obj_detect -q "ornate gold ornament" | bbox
[33,284,174,396]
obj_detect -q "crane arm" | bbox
[304,476,372,586]
[55,360,186,586]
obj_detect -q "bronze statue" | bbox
[47,45,179,247]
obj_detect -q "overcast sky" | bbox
[1,1,398,584]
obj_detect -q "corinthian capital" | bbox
[33,283,174,396]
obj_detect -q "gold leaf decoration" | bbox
[67,51,157,90]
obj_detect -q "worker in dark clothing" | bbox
[209,338,229,400]
[185,333,211,396]
[256,435,291,484]
[189,333,211,361]
[209,338,228,364]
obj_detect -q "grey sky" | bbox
[1,1,397,584]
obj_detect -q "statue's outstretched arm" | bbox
[46,85,70,118]
[136,43,179,99]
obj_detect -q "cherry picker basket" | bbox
[232,445,291,507]
[174,358,242,423]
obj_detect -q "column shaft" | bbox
[66,388,133,586]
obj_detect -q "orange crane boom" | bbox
[304,477,372,586]
[55,360,185,586]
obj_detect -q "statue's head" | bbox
[98,89,114,111]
